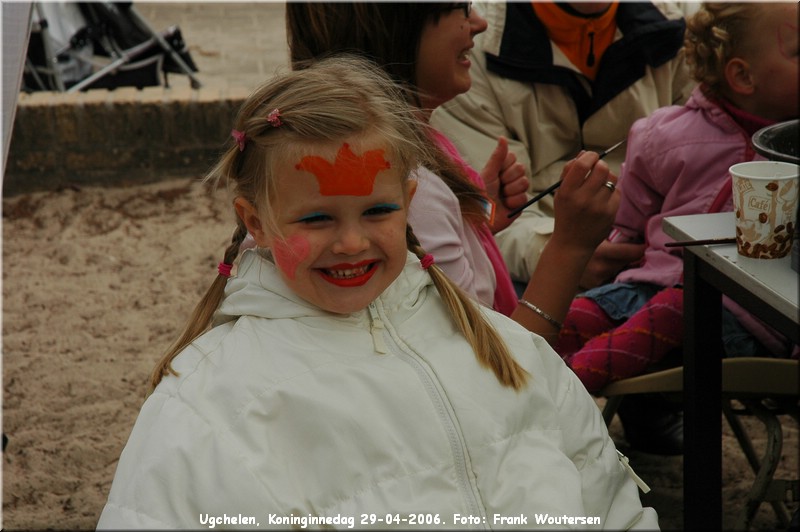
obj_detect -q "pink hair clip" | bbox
[420,254,435,270]
[231,129,247,152]
[267,108,283,128]
[218,262,233,278]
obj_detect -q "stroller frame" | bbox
[27,1,201,93]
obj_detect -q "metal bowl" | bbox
[752,119,799,164]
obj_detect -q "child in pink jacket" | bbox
[557,3,798,394]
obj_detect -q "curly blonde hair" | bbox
[683,3,766,97]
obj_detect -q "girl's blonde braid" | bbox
[405,225,529,390]
[150,220,249,390]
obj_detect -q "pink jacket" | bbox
[613,86,790,355]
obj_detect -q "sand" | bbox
[2,176,798,530]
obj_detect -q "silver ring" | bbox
[603,181,616,192]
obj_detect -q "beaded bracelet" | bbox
[518,299,563,330]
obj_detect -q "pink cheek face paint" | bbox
[272,234,311,280]
[295,143,390,196]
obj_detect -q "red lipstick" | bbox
[318,260,379,287]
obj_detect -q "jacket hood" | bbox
[684,85,742,134]
[213,248,434,325]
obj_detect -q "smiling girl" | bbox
[97,56,657,530]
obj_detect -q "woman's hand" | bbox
[511,150,621,343]
[548,150,620,258]
[481,137,529,233]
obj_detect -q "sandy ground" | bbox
[2,176,798,530]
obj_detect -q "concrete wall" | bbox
[4,80,250,196]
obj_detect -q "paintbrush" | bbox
[665,237,737,247]
[507,138,627,218]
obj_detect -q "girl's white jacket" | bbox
[98,250,659,530]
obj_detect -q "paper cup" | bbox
[730,161,799,259]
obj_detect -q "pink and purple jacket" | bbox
[613,85,789,355]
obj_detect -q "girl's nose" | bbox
[332,223,369,255]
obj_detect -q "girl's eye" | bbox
[364,203,402,216]
[296,212,331,224]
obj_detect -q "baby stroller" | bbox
[24,1,200,92]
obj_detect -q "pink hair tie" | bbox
[267,108,283,128]
[231,129,247,152]
[420,254,435,270]
[218,262,233,278]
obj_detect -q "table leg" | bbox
[683,251,723,530]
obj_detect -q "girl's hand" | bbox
[549,151,620,258]
[579,240,646,290]
[481,137,529,233]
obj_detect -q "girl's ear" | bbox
[234,197,270,247]
[407,179,418,204]
[724,57,755,96]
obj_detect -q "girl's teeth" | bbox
[328,266,366,279]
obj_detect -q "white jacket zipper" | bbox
[369,299,488,527]
[367,302,388,354]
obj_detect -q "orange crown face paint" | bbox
[295,143,391,196]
